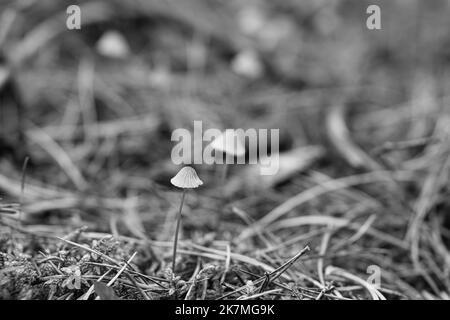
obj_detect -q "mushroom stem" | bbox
[172,189,186,272]
[221,163,229,185]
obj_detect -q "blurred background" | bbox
[1,0,450,300]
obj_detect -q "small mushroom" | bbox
[96,30,130,59]
[170,166,203,189]
[231,49,263,79]
[170,166,203,272]
[209,130,245,184]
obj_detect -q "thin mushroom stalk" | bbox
[172,189,186,272]
[209,130,245,187]
[169,166,203,273]
[221,163,229,185]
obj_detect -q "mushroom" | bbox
[209,130,245,184]
[96,30,130,59]
[231,49,263,79]
[170,166,203,272]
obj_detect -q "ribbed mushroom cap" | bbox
[170,166,203,189]
[209,130,245,157]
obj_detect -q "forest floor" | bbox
[1,0,450,300]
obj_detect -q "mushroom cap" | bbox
[170,166,203,189]
[96,30,130,59]
[209,130,246,157]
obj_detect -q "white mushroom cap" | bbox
[170,166,203,189]
[96,30,130,59]
[209,130,246,157]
